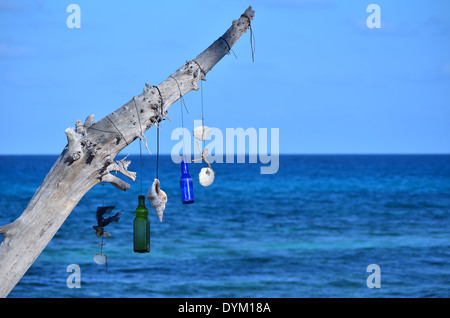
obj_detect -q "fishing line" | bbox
[170,75,189,158]
[219,36,237,59]
[106,116,129,145]
[154,86,164,180]
[170,75,189,114]
[200,80,205,151]
[88,117,129,145]
[156,122,160,180]
[132,97,145,195]
[192,59,206,77]
[100,182,104,255]
[139,139,143,195]
[191,60,207,160]
[241,13,255,62]
[181,98,186,157]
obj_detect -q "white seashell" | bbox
[146,178,167,222]
[199,167,215,187]
[94,253,107,265]
[193,126,211,141]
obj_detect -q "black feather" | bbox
[96,206,121,227]
[102,212,121,227]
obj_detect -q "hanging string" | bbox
[139,139,143,195]
[132,97,145,195]
[154,86,164,180]
[249,24,255,62]
[188,60,208,162]
[241,13,255,62]
[132,97,152,155]
[192,59,206,77]
[156,122,159,180]
[170,75,189,114]
[100,182,104,257]
[106,115,129,145]
[219,36,237,59]
[88,126,121,135]
[180,98,186,157]
[200,80,205,151]
[88,116,130,146]
[170,75,189,159]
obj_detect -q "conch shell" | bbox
[199,167,215,187]
[146,178,167,222]
[193,125,211,141]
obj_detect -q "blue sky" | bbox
[0,0,449,154]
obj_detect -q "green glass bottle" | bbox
[133,195,150,253]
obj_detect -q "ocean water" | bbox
[0,154,449,298]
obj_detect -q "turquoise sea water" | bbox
[0,155,449,298]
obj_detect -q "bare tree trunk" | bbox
[0,7,254,298]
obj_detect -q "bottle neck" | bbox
[138,195,146,207]
[181,160,189,175]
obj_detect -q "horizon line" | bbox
[1,153,449,156]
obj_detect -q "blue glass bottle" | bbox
[180,159,194,204]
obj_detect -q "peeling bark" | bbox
[0,7,254,297]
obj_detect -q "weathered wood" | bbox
[0,7,254,298]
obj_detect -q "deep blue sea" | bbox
[0,155,449,298]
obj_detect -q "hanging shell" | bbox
[94,253,107,265]
[146,178,167,222]
[193,125,211,141]
[199,167,215,187]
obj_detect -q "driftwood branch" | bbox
[100,155,137,190]
[0,224,11,234]
[65,127,83,162]
[105,156,136,181]
[100,173,131,191]
[0,6,254,297]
